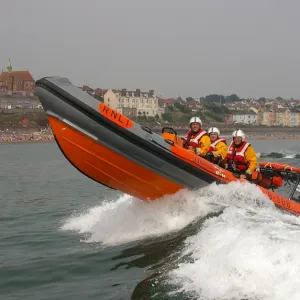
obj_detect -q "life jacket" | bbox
[208,138,227,152]
[186,129,208,148]
[226,140,250,171]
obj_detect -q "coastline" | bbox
[1,132,300,145]
[0,138,54,145]
[222,134,300,140]
[0,129,54,144]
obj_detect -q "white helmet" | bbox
[208,127,220,136]
[232,129,245,141]
[189,117,202,126]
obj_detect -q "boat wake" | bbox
[61,181,300,299]
[60,186,220,246]
[61,181,276,247]
[167,186,300,300]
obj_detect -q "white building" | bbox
[232,110,257,124]
[290,108,298,127]
[104,88,164,118]
[262,110,272,126]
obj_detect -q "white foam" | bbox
[284,154,296,159]
[61,180,300,299]
[277,150,297,159]
[169,182,300,300]
[60,188,221,246]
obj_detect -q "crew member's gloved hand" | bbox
[195,148,201,156]
[246,169,252,176]
[212,151,219,158]
[240,170,252,180]
[245,169,252,175]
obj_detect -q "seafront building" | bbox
[104,88,164,118]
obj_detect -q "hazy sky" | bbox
[1,0,300,99]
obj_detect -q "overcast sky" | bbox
[1,0,299,99]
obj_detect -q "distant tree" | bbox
[258,97,266,105]
[174,102,185,112]
[205,94,225,104]
[275,97,283,101]
[225,94,240,102]
[178,114,191,123]
[222,106,230,113]
[204,102,222,113]
[183,106,192,114]
[162,113,172,122]
[186,97,194,102]
[206,111,224,122]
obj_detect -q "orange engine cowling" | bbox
[162,132,184,148]
[250,171,283,190]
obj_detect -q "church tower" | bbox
[7,58,12,73]
[7,59,13,94]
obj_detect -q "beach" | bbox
[0,127,54,144]
[1,127,300,144]
[223,133,300,140]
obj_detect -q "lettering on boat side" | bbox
[277,199,291,209]
[98,103,133,129]
[192,156,202,165]
[192,156,226,178]
[215,170,226,178]
[271,193,291,209]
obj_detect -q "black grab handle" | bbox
[161,127,178,135]
[141,125,153,134]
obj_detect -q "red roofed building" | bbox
[158,98,175,108]
[185,100,203,112]
[0,59,35,96]
[94,88,108,98]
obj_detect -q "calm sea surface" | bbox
[1,139,300,300]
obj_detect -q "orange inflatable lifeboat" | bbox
[35,76,300,216]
